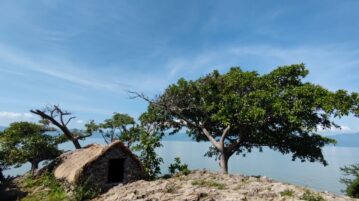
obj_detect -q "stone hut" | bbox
[53,140,147,187]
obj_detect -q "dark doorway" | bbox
[108,158,125,183]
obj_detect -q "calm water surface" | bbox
[5,138,359,195]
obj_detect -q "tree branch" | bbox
[130,91,221,150]
[202,128,221,150]
[75,132,92,140]
[220,125,231,142]
[31,105,83,149]
[219,125,231,152]
[227,139,242,157]
[65,117,76,126]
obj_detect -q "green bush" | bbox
[72,178,100,201]
[280,189,294,197]
[345,176,359,198]
[164,182,177,193]
[191,179,226,190]
[168,157,190,176]
[300,191,325,201]
[340,163,359,198]
[19,173,101,201]
[20,173,68,201]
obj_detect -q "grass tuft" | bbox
[300,190,325,201]
[191,179,226,190]
[280,189,295,197]
[20,173,68,201]
[164,182,178,193]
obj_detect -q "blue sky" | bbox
[0,0,358,134]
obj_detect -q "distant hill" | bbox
[0,126,6,131]
[329,133,359,147]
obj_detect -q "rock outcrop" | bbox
[93,170,358,201]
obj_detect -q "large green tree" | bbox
[0,122,62,175]
[133,64,359,173]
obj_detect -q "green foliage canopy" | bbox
[0,122,62,174]
[86,113,136,145]
[139,64,359,173]
[132,129,163,180]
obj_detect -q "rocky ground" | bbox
[94,170,358,201]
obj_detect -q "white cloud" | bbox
[0,43,129,92]
[0,111,36,126]
[76,119,84,124]
[3,40,357,98]
[0,43,170,96]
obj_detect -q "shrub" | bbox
[345,176,359,198]
[300,191,325,201]
[131,129,163,180]
[164,182,177,193]
[191,179,226,190]
[280,189,294,197]
[340,163,359,198]
[168,157,190,176]
[72,178,100,201]
[20,173,68,201]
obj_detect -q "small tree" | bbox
[31,105,92,149]
[341,164,359,198]
[87,113,164,179]
[132,129,163,180]
[132,64,359,173]
[86,113,136,145]
[0,122,62,175]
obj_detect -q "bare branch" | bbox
[31,105,82,149]
[128,91,152,102]
[65,117,76,126]
[75,132,92,140]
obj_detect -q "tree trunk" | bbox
[219,152,229,174]
[0,167,4,181]
[31,161,39,176]
[61,127,81,149]
[72,139,81,149]
[30,108,83,149]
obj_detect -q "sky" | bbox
[0,0,358,134]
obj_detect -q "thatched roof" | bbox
[54,140,142,183]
